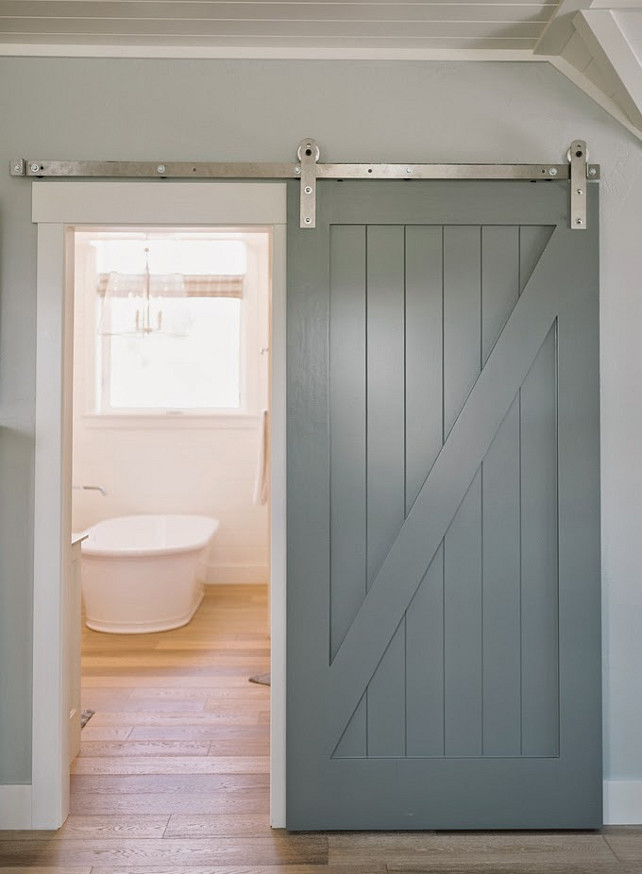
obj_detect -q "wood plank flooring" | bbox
[2,584,642,873]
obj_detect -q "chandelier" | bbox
[99,247,188,337]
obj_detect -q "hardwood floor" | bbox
[1,584,641,873]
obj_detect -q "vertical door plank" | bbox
[482,397,522,756]
[444,226,481,437]
[367,622,406,757]
[444,470,483,757]
[405,226,443,512]
[366,226,406,756]
[366,225,406,587]
[329,226,367,662]
[481,228,521,754]
[328,226,368,758]
[443,225,482,758]
[519,226,554,295]
[481,226,519,365]
[406,545,445,757]
[520,326,559,757]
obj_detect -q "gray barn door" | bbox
[287,180,601,830]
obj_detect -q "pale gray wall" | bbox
[0,57,640,785]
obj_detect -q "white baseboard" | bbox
[201,563,269,585]
[604,780,642,824]
[0,784,32,828]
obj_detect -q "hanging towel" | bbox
[253,409,269,506]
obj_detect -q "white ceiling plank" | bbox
[1,0,557,5]
[0,17,545,36]
[0,40,540,57]
[0,32,538,47]
[573,8,642,127]
[0,43,542,61]
[0,2,558,23]
[0,0,558,53]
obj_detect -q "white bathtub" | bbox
[80,514,219,633]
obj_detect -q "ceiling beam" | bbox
[535,0,642,143]
[534,0,593,55]
[550,53,642,141]
[573,7,642,127]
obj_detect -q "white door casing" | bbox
[30,181,287,829]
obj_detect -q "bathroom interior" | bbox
[68,226,272,799]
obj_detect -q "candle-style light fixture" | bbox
[99,246,188,337]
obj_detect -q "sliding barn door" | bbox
[286,180,601,830]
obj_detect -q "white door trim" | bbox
[0,785,33,829]
[32,220,73,828]
[31,181,287,829]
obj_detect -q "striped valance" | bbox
[97,272,244,299]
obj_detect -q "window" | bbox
[105,298,242,410]
[74,229,270,417]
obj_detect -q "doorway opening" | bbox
[31,180,287,830]
[68,226,273,822]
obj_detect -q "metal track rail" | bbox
[10,138,599,229]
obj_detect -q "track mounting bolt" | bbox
[294,166,301,174]
[406,167,413,174]
[576,218,583,225]
[548,167,558,176]
[588,167,597,177]
[30,163,39,173]
[156,164,166,174]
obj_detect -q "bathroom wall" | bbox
[71,238,270,584]
[1,56,642,815]
[71,422,269,583]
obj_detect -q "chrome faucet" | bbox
[72,485,107,497]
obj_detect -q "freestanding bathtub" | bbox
[80,514,219,633]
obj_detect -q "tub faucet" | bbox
[73,485,107,497]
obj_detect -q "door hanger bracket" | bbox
[569,140,589,230]
[297,138,319,229]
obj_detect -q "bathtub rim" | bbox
[80,513,220,559]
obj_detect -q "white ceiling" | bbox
[0,1,560,50]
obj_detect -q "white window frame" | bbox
[30,182,287,829]
[74,227,271,423]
